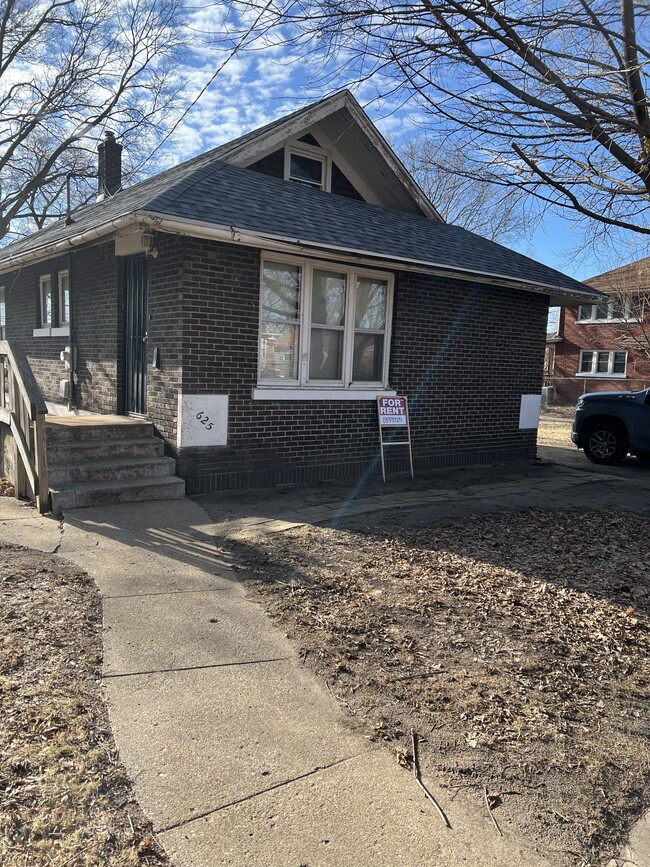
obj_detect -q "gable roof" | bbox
[587,256,650,293]
[0,92,599,304]
[214,91,442,219]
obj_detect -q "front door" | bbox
[124,256,148,415]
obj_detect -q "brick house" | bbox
[547,258,650,405]
[0,91,600,497]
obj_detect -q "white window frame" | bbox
[52,270,71,336]
[576,300,637,323]
[0,286,5,339]
[255,254,395,400]
[578,349,627,377]
[33,274,54,336]
[284,141,332,192]
[33,271,71,337]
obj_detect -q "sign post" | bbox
[377,396,414,482]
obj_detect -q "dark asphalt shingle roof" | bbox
[0,152,596,299]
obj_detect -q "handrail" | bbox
[0,339,50,513]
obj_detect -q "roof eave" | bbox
[0,212,135,275]
[138,211,598,303]
[0,207,599,304]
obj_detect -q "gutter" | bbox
[137,211,600,304]
[0,212,135,274]
[0,208,600,305]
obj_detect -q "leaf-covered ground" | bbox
[240,509,650,867]
[0,544,169,867]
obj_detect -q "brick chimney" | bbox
[97,131,122,200]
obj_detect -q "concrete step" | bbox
[48,456,177,486]
[47,436,165,463]
[47,420,154,443]
[50,476,186,512]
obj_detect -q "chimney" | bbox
[97,131,122,200]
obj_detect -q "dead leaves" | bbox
[246,509,650,866]
[0,545,169,867]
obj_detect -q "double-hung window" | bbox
[258,256,393,397]
[34,271,71,336]
[579,350,627,376]
[577,301,636,322]
[58,271,70,327]
[40,275,53,327]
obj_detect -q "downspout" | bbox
[67,251,75,411]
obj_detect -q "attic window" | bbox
[285,142,331,192]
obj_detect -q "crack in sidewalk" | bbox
[103,656,288,679]
[155,753,365,834]
[52,514,65,554]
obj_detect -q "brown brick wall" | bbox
[550,307,650,404]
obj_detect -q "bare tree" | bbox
[0,0,185,242]
[589,260,650,360]
[224,0,650,238]
[401,137,534,243]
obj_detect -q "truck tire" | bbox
[583,420,628,465]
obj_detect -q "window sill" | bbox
[33,325,70,337]
[575,319,634,325]
[252,387,397,401]
[577,373,627,378]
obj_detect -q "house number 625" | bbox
[196,411,213,431]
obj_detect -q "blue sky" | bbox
[161,7,643,285]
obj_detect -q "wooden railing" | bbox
[0,340,50,513]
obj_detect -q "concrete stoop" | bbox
[47,418,185,512]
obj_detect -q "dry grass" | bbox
[538,416,574,448]
[241,509,650,866]
[541,404,577,419]
[0,545,169,867]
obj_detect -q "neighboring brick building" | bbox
[0,91,600,493]
[548,258,650,405]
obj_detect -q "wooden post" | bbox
[34,413,50,514]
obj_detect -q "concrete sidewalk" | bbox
[1,459,648,866]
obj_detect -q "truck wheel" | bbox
[583,421,628,465]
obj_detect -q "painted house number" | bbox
[196,410,214,431]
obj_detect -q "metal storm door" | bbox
[124,256,148,415]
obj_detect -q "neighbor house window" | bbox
[0,287,5,338]
[39,275,53,326]
[579,350,627,376]
[577,301,634,322]
[58,270,70,325]
[258,257,392,391]
[284,142,331,192]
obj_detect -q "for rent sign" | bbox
[376,395,413,481]
[378,396,408,426]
